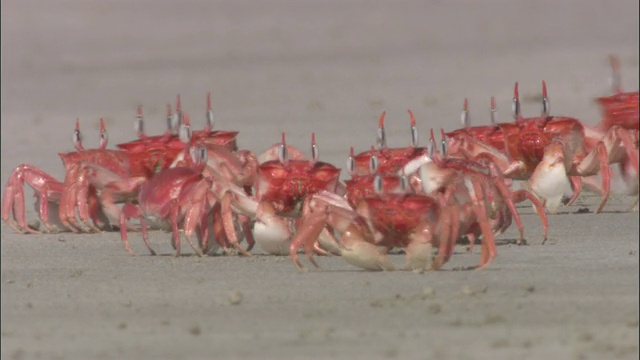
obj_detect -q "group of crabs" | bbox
[3,56,638,272]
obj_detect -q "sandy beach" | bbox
[1,1,639,359]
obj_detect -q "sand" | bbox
[1,1,639,359]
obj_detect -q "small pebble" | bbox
[484,314,505,324]
[578,332,593,342]
[117,322,127,330]
[189,325,201,336]
[58,236,65,242]
[422,287,436,299]
[461,285,487,296]
[228,290,243,305]
[427,304,442,314]
[524,285,535,293]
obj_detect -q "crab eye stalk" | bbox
[99,118,108,149]
[376,111,387,149]
[541,80,550,117]
[197,145,208,164]
[346,147,355,175]
[179,114,192,144]
[408,109,419,147]
[512,82,521,119]
[428,128,436,157]
[427,138,435,159]
[206,92,214,132]
[461,98,470,128]
[173,94,183,135]
[490,96,497,126]
[135,105,144,138]
[609,55,622,94]
[73,118,83,149]
[373,175,383,194]
[400,174,409,192]
[278,132,289,164]
[311,133,319,162]
[369,152,379,174]
[166,104,173,133]
[440,130,448,157]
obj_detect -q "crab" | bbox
[2,94,240,234]
[584,55,639,208]
[206,133,343,256]
[2,118,144,233]
[118,144,217,256]
[288,169,498,272]
[402,129,549,247]
[348,110,427,176]
[446,81,638,213]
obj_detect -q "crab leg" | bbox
[2,165,65,233]
[120,202,156,256]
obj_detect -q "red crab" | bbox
[403,129,549,247]
[349,110,428,176]
[447,81,638,213]
[288,173,498,272]
[208,133,342,256]
[2,94,240,234]
[119,145,217,256]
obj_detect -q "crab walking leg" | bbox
[428,205,452,271]
[99,177,148,230]
[211,203,232,251]
[404,223,435,271]
[198,193,218,253]
[178,180,211,257]
[238,213,256,252]
[433,203,462,269]
[220,191,253,256]
[572,141,611,213]
[58,166,85,232]
[582,125,640,212]
[565,176,583,206]
[289,206,327,271]
[511,189,550,244]
[468,178,497,269]
[492,173,549,244]
[119,202,156,256]
[73,170,102,233]
[290,193,394,272]
[2,165,66,233]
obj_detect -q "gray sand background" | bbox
[1,1,639,359]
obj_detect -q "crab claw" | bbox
[529,141,571,214]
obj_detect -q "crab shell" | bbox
[351,147,427,176]
[344,174,404,208]
[255,159,341,215]
[361,193,441,249]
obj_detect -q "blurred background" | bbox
[2,0,638,186]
